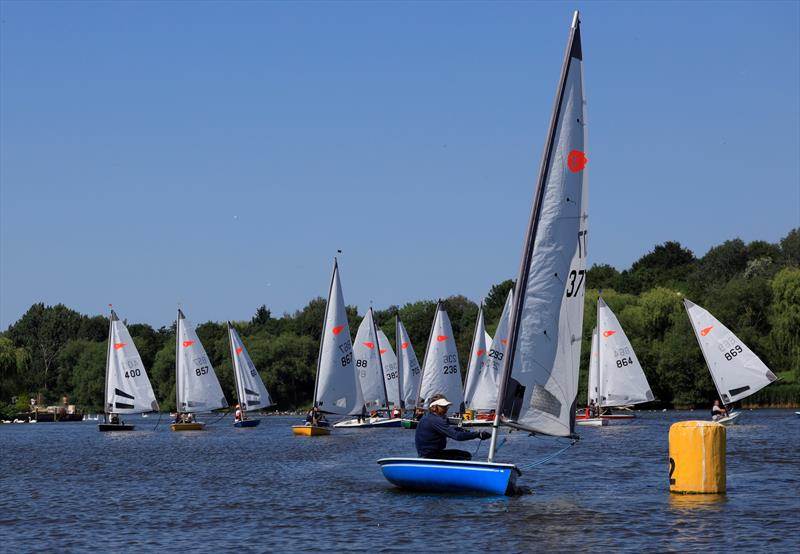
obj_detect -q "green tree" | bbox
[769,267,800,376]
[66,340,107,410]
[0,336,30,402]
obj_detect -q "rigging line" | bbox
[206,409,231,426]
[153,411,163,431]
[515,439,577,471]
[477,436,507,455]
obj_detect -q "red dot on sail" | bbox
[567,149,588,172]
[476,349,485,357]
[401,342,409,349]
[332,325,345,335]
[183,340,194,347]
[113,343,126,350]
[235,347,244,354]
[500,339,508,345]
[436,335,448,342]
[700,326,713,337]
[363,342,375,349]
[379,348,387,354]
[602,330,616,338]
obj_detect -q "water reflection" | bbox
[668,493,728,512]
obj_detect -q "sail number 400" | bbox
[724,345,743,361]
[125,368,142,378]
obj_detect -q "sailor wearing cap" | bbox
[415,394,491,460]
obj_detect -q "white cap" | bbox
[429,397,452,408]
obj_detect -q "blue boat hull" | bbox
[233,419,260,428]
[377,457,520,496]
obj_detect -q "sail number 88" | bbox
[724,345,743,361]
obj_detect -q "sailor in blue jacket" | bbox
[415,394,491,460]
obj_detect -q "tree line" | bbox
[1,229,798,415]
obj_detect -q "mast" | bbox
[488,11,583,463]
[415,300,442,409]
[312,258,338,407]
[596,295,603,408]
[103,306,114,422]
[175,307,181,414]
[395,314,404,410]
[371,308,391,412]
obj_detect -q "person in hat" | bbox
[234,404,243,423]
[415,394,491,460]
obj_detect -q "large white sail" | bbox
[377,327,401,409]
[104,310,159,415]
[228,324,273,412]
[597,297,653,407]
[587,326,599,405]
[684,299,777,405]
[352,308,389,410]
[313,258,361,415]
[470,290,514,410]
[463,305,488,409]
[417,303,463,413]
[494,13,587,439]
[176,309,228,413]
[397,317,421,409]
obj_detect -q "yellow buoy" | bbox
[668,420,726,494]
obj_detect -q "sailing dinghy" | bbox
[171,308,228,431]
[462,303,489,422]
[228,322,273,428]
[684,299,777,426]
[397,316,423,429]
[577,297,653,425]
[380,11,588,495]
[292,258,361,436]
[333,308,401,428]
[99,308,159,432]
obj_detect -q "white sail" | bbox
[587,326,599,405]
[176,309,228,413]
[314,258,361,415]
[228,324,273,412]
[376,327,401,409]
[495,14,587,438]
[397,317,421,409]
[684,299,777,405]
[484,331,493,350]
[597,297,653,407]
[104,310,159,414]
[352,308,389,410]
[470,290,514,410]
[417,303,463,413]
[463,305,488,409]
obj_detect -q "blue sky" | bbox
[1,0,798,329]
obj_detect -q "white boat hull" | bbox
[576,418,608,427]
[333,417,402,428]
[714,412,741,426]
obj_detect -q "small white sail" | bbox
[463,305,488,409]
[417,303,463,413]
[587,326,599,405]
[397,317,421,409]
[470,290,514,410]
[352,308,389,410]
[597,298,653,406]
[176,310,228,413]
[376,328,401,409]
[684,299,777,405]
[314,259,361,415]
[494,13,587,439]
[228,324,272,412]
[105,310,159,414]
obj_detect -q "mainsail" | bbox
[684,299,777,405]
[176,309,228,413]
[104,310,159,415]
[463,304,488,409]
[228,323,273,412]
[377,327,401,409]
[492,12,587,442]
[597,297,653,407]
[587,326,599,405]
[470,290,514,411]
[313,258,361,415]
[397,316,421,409]
[416,302,463,413]
[352,308,390,411]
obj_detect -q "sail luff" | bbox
[228,322,245,414]
[313,258,338,406]
[372,308,391,410]
[395,314,403,409]
[415,300,442,408]
[490,11,585,456]
[103,308,114,420]
[463,303,486,409]
[175,307,182,413]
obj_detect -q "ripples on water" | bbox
[1,410,798,552]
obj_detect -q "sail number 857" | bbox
[565,269,585,297]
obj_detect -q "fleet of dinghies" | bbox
[88,11,787,497]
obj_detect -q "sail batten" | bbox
[492,12,587,441]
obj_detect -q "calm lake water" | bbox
[1,410,798,552]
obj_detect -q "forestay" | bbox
[352,308,390,411]
[417,303,463,413]
[228,324,273,412]
[470,290,514,411]
[597,298,653,406]
[397,317,421,409]
[177,310,228,413]
[105,310,159,414]
[495,14,587,439]
[313,259,361,415]
[463,305,488,409]
[684,299,777,405]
